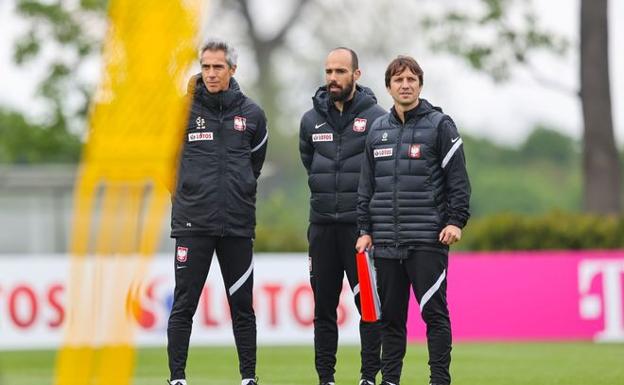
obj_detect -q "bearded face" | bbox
[328,74,355,103]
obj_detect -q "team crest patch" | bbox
[312,133,333,142]
[353,118,367,132]
[373,147,393,158]
[234,116,247,131]
[176,246,188,263]
[188,132,213,141]
[409,144,421,159]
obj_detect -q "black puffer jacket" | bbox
[357,99,470,254]
[299,85,386,224]
[171,76,268,238]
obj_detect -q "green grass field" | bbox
[1,342,623,385]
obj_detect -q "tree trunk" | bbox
[580,0,621,213]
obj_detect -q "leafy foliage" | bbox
[421,0,569,82]
[0,108,82,163]
[458,211,624,250]
[14,0,107,126]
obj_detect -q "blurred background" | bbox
[0,0,623,384]
[1,0,623,253]
[0,0,624,253]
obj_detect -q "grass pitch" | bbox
[1,342,623,385]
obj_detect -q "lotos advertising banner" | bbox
[0,251,623,349]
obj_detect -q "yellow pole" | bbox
[54,1,202,384]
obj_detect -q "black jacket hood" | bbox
[188,75,244,111]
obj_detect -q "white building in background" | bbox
[0,165,174,254]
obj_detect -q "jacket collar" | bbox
[195,77,244,111]
[311,84,378,118]
[390,98,441,124]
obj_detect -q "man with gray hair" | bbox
[167,39,268,385]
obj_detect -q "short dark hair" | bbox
[331,47,359,71]
[384,55,424,87]
[200,39,238,68]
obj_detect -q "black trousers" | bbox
[308,223,382,383]
[374,250,451,385]
[167,236,256,380]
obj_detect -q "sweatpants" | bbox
[374,250,451,385]
[167,236,256,380]
[308,223,382,383]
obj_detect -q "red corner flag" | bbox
[356,250,381,322]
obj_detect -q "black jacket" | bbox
[171,76,268,238]
[357,99,470,255]
[300,85,386,224]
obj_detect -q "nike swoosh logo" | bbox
[176,265,187,270]
[451,137,460,143]
[315,122,327,129]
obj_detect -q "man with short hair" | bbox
[300,47,385,385]
[356,55,471,385]
[167,39,268,385]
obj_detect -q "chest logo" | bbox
[188,132,214,141]
[409,144,422,159]
[234,116,247,131]
[381,132,388,142]
[195,116,206,130]
[353,118,367,132]
[312,133,334,142]
[373,147,393,158]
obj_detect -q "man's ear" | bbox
[353,68,361,82]
[229,64,237,76]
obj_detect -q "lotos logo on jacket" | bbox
[188,132,213,142]
[353,118,367,132]
[234,116,247,131]
[312,133,333,142]
[176,246,188,263]
[373,147,393,158]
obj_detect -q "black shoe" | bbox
[380,382,397,385]
[359,380,375,385]
[320,382,336,385]
[167,380,186,385]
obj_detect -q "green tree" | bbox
[423,0,621,214]
[13,0,107,127]
[0,108,82,163]
[520,125,577,165]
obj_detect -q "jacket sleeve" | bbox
[438,118,471,228]
[299,117,313,174]
[357,131,376,234]
[250,110,268,179]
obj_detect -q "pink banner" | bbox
[407,250,624,342]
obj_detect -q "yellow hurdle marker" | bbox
[54,1,202,384]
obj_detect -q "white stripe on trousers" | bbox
[228,261,254,296]
[419,269,446,312]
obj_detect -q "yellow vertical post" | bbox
[54,1,203,384]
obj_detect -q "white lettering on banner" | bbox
[188,132,213,142]
[312,133,333,142]
[578,259,624,342]
[373,148,393,158]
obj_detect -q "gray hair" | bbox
[200,39,238,68]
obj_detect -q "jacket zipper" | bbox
[335,131,342,220]
[218,100,225,236]
[334,108,344,220]
[393,121,405,248]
